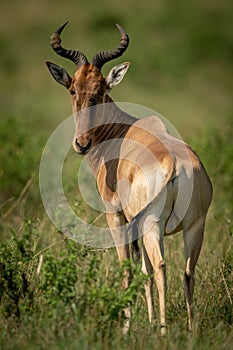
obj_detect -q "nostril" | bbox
[75,138,92,154]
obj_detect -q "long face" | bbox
[46,22,130,154]
[69,64,108,154]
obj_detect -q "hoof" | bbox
[160,323,167,336]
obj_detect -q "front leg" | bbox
[106,211,132,333]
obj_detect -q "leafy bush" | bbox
[0,220,39,319]
[0,222,149,341]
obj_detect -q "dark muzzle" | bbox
[75,138,92,154]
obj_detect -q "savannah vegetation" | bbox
[0,0,232,349]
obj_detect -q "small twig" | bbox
[33,238,65,259]
[221,264,232,305]
[36,254,44,278]
[30,254,44,297]
[0,197,15,210]
[2,175,34,219]
[89,212,105,226]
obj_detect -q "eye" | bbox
[70,90,76,96]
[89,98,96,106]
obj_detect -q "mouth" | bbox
[75,138,92,154]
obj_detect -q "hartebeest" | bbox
[46,22,212,334]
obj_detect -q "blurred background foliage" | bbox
[0,0,232,206]
[0,0,233,349]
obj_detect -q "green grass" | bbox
[0,0,233,348]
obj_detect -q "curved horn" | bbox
[50,21,88,68]
[91,24,129,70]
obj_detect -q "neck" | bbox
[86,96,136,175]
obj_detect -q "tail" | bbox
[132,238,140,264]
[127,201,154,264]
[129,217,141,264]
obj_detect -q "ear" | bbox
[46,61,72,89]
[106,62,130,90]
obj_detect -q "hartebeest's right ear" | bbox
[46,61,72,89]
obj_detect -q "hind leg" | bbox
[183,216,206,331]
[142,244,156,325]
[142,219,167,335]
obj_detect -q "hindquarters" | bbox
[163,158,212,330]
[181,165,212,330]
[183,160,213,229]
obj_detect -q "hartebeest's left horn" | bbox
[91,24,129,70]
[50,21,88,68]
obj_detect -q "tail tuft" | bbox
[132,239,140,263]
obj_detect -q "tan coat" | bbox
[47,23,213,334]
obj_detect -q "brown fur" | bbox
[47,55,212,335]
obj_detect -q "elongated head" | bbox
[46,22,130,154]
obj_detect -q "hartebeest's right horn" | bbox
[50,21,88,68]
[91,24,129,70]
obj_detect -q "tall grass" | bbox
[0,0,233,349]
[0,125,232,349]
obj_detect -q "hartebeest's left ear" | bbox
[106,62,131,90]
[46,61,72,89]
